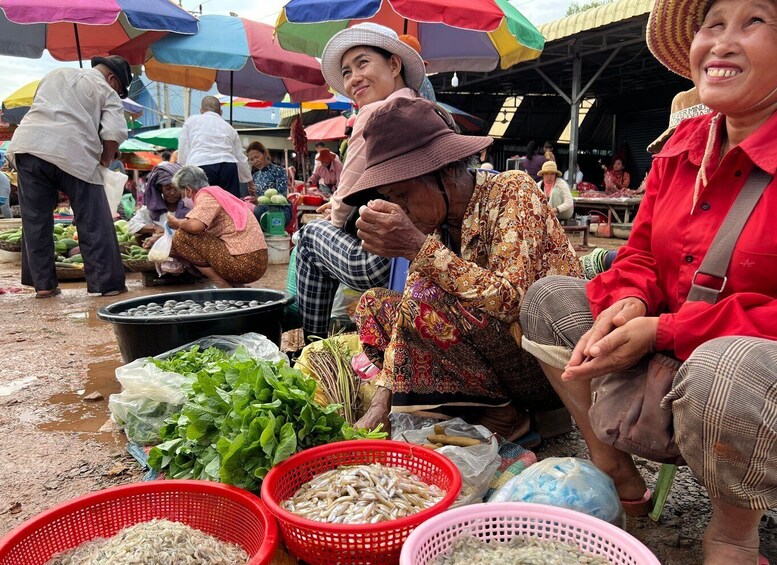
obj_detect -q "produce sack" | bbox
[110,333,285,444]
[99,165,127,219]
[394,416,500,508]
[488,457,624,525]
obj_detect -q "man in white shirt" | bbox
[7,55,130,298]
[177,96,251,198]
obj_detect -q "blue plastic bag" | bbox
[488,457,624,525]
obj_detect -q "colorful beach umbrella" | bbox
[0,0,198,65]
[113,14,330,108]
[275,0,544,73]
[219,93,353,111]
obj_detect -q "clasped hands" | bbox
[355,199,427,260]
[562,297,659,382]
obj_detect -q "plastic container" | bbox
[400,502,660,565]
[266,234,291,265]
[0,480,279,565]
[261,440,462,565]
[260,211,287,235]
[97,288,294,362]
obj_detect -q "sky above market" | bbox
[0,0,573,103]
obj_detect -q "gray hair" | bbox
[172,165,209,191]
[201,95,222,114]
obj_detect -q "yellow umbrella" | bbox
[2,80,39,109]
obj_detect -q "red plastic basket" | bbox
[0,480,278,565]
[261,440,462,565]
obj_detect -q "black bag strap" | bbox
[687,168,772,304]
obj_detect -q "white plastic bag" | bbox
[148,220,173,262]
[127,206,154,234]
[99,165,127,218]
[488,457,625,525]
[393,416,501,507]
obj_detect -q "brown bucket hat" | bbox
[344,97,493,205]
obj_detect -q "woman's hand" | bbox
[356,199,427,260]
[243,195,258,205]
[166,214,181,229]
[247,181,257,196]
[568,297,647,367]
[354,387,392,432]
[561,316,659,381]
[142,232,162,249]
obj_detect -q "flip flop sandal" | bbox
[101,286,128,297]
[621,488,653,517]
[35,287,62,299]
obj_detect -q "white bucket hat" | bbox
[321,23,426,98]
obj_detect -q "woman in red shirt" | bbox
[520,1,777,563]
[602,158,630,194]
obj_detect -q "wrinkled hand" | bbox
[244,195,258,205]
[356,199,427,260]
[562,315,658,382]
[247,181,257,196]
[354,387,392,434]
[143,233,162,249]
[166,214,180,230]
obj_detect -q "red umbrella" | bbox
[304,115,348,141]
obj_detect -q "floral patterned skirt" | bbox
[355,280,560,414]
[172,230,267,285]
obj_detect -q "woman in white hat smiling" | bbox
[520,1,777,563]
[294,23,427,340]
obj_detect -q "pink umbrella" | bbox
[304,115,348,141]
[0,0,198,65]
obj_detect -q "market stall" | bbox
[572,196,643,225]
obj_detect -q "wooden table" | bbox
[572,197,643,225]
[296,204,321,228]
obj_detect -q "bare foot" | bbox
[591,454,647,502]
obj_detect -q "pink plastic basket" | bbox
[400,502,660,565]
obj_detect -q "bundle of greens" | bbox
[147,345,384,493]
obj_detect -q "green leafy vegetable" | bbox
[148,345,385,492]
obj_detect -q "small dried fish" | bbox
[46,518,249,565]
[431,534,611,565]
[282,463,445,524]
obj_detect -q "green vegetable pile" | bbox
[147,345,384,492]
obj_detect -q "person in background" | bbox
[602,157,630,193]
[543,140,556,163]
[574,163,584,186]
[108,152,126,175]
[398,34,437,102]
[177,95,251,198]
[245,141,291,227]
[161,151,172,162]
[478,148,494,170]
[6,55,130,298]
[0,170,11,219]
[167,165,267,288]
[339,115,356,163]
[143,162,188,223]
[521,141,547,182]
[306,146,343,197]
[538,161,574,222]
[521,0,777,561]
[294,23,425,339]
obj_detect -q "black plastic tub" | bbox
[97,289,294,363]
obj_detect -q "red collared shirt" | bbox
[587,110,777,360]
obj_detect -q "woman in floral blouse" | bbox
[346,98,582,439]
[246,141,291,227]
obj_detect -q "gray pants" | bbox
[520,276,777,510]
[15,153,125,294]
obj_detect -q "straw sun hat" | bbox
[539,161,562,177]
[646,0,712,79]
[321,23,427,98]
[344,97,492,204]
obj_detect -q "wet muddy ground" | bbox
[0,246,774,563]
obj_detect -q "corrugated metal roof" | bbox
[538,0,654,43]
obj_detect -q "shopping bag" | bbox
[148,220,173,262]
[99,165,127,218]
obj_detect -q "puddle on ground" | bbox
[64,309,107,328]
[38,346,124,446]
